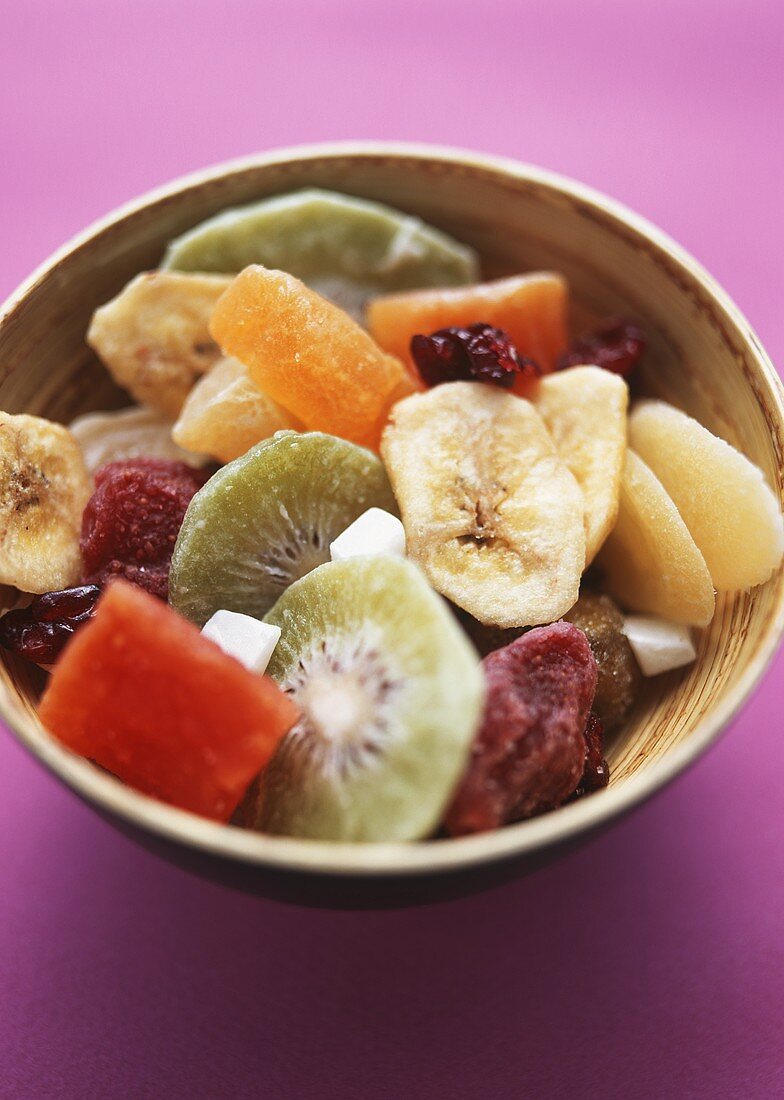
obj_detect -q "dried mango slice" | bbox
[210,266,419,450]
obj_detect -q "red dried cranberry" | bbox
[0,585,101,666]
[557,317,646,377]
[81,458,207,600]
[410,330,468,387]
[411,323,540,389]
[572,713,609,797]
[444,622,598,836]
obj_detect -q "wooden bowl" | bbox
[1,143,782,908]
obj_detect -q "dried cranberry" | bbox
[572,713,609,797]
[81,458,207,600]
[444,622,598,836]
[557,317,646,377]
[411,323,540,389]
[0,585,101,666]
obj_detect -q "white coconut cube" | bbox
[329,508,406,562]
[622,615,697,677]
[201,609,281,674]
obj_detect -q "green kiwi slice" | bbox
[160,188,479,320]
[242,557,484,842]
[169,431,397,626]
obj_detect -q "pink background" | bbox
[1,1,783,1096]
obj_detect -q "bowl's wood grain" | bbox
[1,145,782,903]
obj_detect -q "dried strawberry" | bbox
[444,622,597,836]
[411,323,540,389]
[574,713,609,796]
[0,584,101,666]
[81,458,207,600]
[557,317,646,377]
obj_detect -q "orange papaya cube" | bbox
[39,580,298,821]
[210,266,420,450]
[366,272,569,386]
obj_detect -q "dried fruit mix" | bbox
[0,186,781,843]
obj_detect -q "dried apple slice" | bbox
[532,366,628,562]
[70,405,206,475]
[629,400,784,591]
[172,357,300,463]
[597,449,715,627]
[87,271,232,417]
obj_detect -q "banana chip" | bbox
[532,366,628,563]
[0,412,92,593]
[87,271,232,418]
[381,382,586,628]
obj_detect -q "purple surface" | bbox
[1,1,783,1096]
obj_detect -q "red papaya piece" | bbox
[39,580,298,821]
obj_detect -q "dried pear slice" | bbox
[597,449,715,627]
[629,399,784,591]
[380,382,586,628]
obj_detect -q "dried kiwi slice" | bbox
[161,189,479,320]
[169,431,397,626]
[243,557,484,842]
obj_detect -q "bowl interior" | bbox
[1,146,782,876]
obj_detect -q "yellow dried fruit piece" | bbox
[70,405,207,476]
[210,266,420,450]
[597,449,715,627]
[86,271,232,418]
[0,412,92,593]
[381,382,586,628]
[532,366,628,563]
[172,357,301,463]
[629,399,784,591]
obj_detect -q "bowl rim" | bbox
[1,140,783,878]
